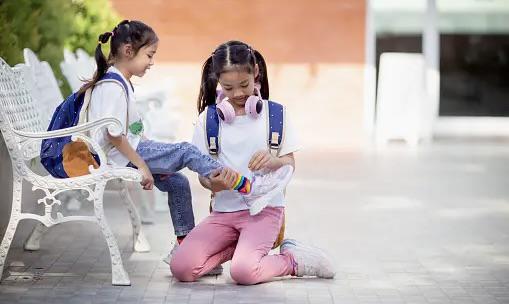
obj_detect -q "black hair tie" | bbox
[98,32,112,44]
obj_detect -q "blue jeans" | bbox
[128,140,222,236]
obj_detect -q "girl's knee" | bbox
[169,172,190,188]
[230,260,260,285]
[155,172,190,192]
[169,253,198,282]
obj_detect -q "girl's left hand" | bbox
[248,150,280,172]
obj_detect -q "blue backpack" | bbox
[40,72,130,178]
[205,100,285,157]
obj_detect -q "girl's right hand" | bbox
[139,166,154,190]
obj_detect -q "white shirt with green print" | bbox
[88,66,144,166]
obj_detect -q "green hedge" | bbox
[0,0,119,95]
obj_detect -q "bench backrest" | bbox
[60,48,95,92]
[22,48,64,129]
[0,58,44,160]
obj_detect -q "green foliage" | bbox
[0,0,75,68]
[0,0,120,95]
[67,0,119,56]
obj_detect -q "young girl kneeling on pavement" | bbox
[170,41,335,285]
[87,21,285,262]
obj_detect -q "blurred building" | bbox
[111,0,509,148]
[373,0,509,138]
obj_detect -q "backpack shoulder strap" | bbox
[266,100,285,157]
[205,105,220,155]
[99,72,132,98]
[80,72,132,132]
[204,101,285,157]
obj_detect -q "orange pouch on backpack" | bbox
[62,141,99,177]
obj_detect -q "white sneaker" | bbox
[162,242,223,276]
[246,165,294,216]
[280,239,335,279]
[162,242,179,265]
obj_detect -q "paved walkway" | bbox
[1,141,509,303]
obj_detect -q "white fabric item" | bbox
[191,100,300,212]
[88,66,143,166]
[248,164,294,215]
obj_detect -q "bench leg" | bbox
[139,194,156,224]
[94,181,130,286]
[125,183,155,224]
[23,222,47,251]
[153,190,169,212]
[0,177,22,282]
[120,184,151,253]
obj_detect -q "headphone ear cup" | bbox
[216,90,226,103]
[245,95,263,119]
[216,99,236,124]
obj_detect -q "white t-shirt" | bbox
[191,100,300,212]
[88,66,143,166]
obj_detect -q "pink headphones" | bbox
[215,86,263,124]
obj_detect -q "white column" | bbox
[363,0,377,143]
[423,0,440,141]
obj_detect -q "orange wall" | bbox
[111,0,365,64]
[111,0,367,148]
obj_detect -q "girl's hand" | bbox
[209,168,237,193]
[139,166,154,190]
[248,150,280,172]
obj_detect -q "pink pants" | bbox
[170,206,295,285]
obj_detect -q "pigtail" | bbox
[253,50,269,100]
[79,32,112,94]
[197,56,218,113]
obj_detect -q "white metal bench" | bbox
[17,49,153,250]
[0,57,149,286]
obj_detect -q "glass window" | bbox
[438,0,509,116]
